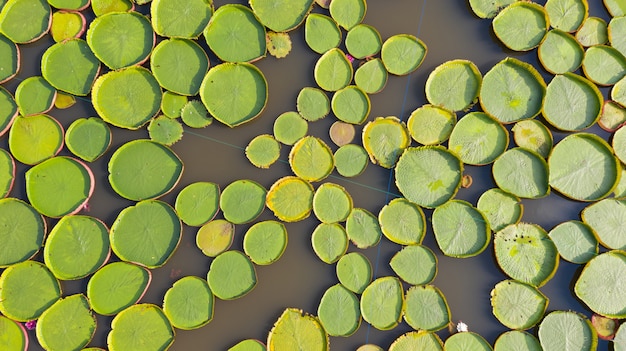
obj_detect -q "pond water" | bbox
[3,0,616,349]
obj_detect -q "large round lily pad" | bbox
[289,136,334,182]
[0,315,27,351]
[404,285,450,332]
[36,294,96,351]
[311,223,348,264]
[208,250,256,300]
[360,276,404,330]
[314,48,353,92]
[0,34,18,84]
[444,332,492,351]
[581,199,626,250]
[41,38,100,96]
[448,112,508,165]
[87,261,151,316]
[266,176,314,222]
[492,147,550,199]
[538,311,597,351]
[195,219,234,257]
[425,59,482,112]
[243,220,287,265]
[0,0,51,44]
[304,13,341,54]
[151,38,209,96]
[378,198,425,245]
[390,245,437,285]
[362,116,410,168]
[490,279,548,330]
[0,198,45,267]
[250,0,313,32]
[8,114,63,165]
[336,252,371,294]
[548,220,598,264]
[267,308,329,351]
[15,76,56,117]
[346,208,382,249]
[543,73,603,131]
[162,276,214,330]
[538,29,584,74]
[220,179,266,224]
[582,45,626,86]
[317,284,360,337]
[381,34,427,76]
[65,117,112,162]
[151,0,213,38]
[574,250,626,318]
[345,24,381,59]
[494,331,542,351]
[432,199,490,257]
[331,85,370,124]
[492,2,548,51]
[476,188,523,232]
[313,182,352,223]
[388,331,443,351]
[175,182,220,227]
[107,304,174,351]
[297,87,330,121]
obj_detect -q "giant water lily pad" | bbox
[195,219,234,257]
[444,332,492,351]
[47,0,89,10]
[328,0,365,30]
[148,116,183,146]
[331,85,370,124]
[273,111,308,145]
[86,11,154,69]
[246,134,280,168]
[362,116,410,168]
[65,117,112,162]
[543,73,603,131]
[336,252,371,294]
[107,304,174,351]
[243,220,287,265]
[267,308,329,351]
[0,86,17,136]
[87,261,151,316]
[378,198,425,245]
[91,0,135,16]
[266,176,314,222]
[448,112,508,165]
[108,139,183,201]
[0,198,45,267]
[204,4,266,62]
[581,199,626,250]
[199,62,267,127]
[314,48,353,91]
[469,0,517,18]
[151,0,213,38]
[511,119,553,158]
[304,13,341,54]
[229,339,266,351]
[0,315,27,351]
[548,220,598,264]
[390,245,437,285]
[15,76,56,117]
[346,208,382,249]
[208,250,256,300]
[425,59,482,112]
[345,24,381,59]
[490,279,548,330]
[492,2,548,51]
[312,183,352,224]
[181,99,213,128]
[577,16,608,47]
[582,45,626,86]
[220,179,266,224]
[151,38,209,96]
[494,331,542,351]
[404,285,450,332]
[175,182,219,227]
[492,148,550,199]
[36,294,96,351]
[50,10,86,42]
[317,284,360,337]
[334,144,368,177]
[250,0,312,32]
[432,200,490,257]
[360,276,403,330]
[162,276,214,330]
[388,331,443,351]
[538,29,583,74]
[477,188,523,232]
[297,87,330,121]
[538,311,597,351]
[407,104,455,145]
[92,66,162,129]
[0,0,51,44]
[354,58,388,94]
[614,125,626,164]
[8,114,63,165]
[311,223,348,264]
[161,92,186,118]
[0,149,14,198]
[0,34,18,83]
[574,250,626,318]
[544,0,588,32]
[381,34,427,76]
[289,136,334,182]
[26,156,94,218]
[110,200,181,268]
[609,16,626,58]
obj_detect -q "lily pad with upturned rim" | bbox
[362,116,410,169]
[161,91,187,119]
[0,34,18,84]
[613,124,626,165]
[336,251,371,294]
[432,200,490,258]
[107,304,174,351]
[50,10,86,42]
[612,75,626,107]
[304,13,341,54]
[15,76,56,117]
[311,222,348,264]
[354,58,388,94]
[574,251,626,319]
[598,100,626,131]
[381,34,427,76]
[151,38,209,96]
[220,179,266,225]
[313,182,353,223]
[195,219,234,257]
[0,315,27,351]
[54,92,75,109]
[538,311,597,351]
[494,330,542,351]
[331,85,370,124]
[267,308,329,351]
[110,200,182,268]
[273,111,308,145]
[511,119,553,158]
[86,261,151,316]
[388,331,443,351]
[328,0,366,30]
[609,16,626,58]
[0,198,45,268]
[266,31,291,58]
[0,149,14,198]
[537,29,583,74]
[406,104,455,146]
[175,182,219,227]
[581,198,626,250]
[9,114,63,166]
[47,0,89,10]
[468,0,517,19]
[289,136,334,182]
[266,176,314,222]
[345,24,381,59]
[543,73,603,131]
[360,276,403,331]
[490,279,548,330]
[243,220,287,265]
[148,116,183,146]
[378,198,425,245]
[492,2,548,51]
[334,144,368,177]
[162,276,214,330]
[314,48,353,92]
[582,45,626,86]
[181,100,213,128]
[544,0,588,32]
[297,87,330,121]
[91,0,134,16]
[65,117,112,162]
[577,16,608,46]
[207,250,256,300]
[35,294,96,351]
[425,59,482,112]
[246,134,281,169]
[346,208,382,249]
[0,0,51,44]
[548,220,598,264]
[476,188,523,232]
[229,339,266,351]
[448,112,508,165]
[317,284,361,337]
[444,332,493,351]
[404,285,450,332]
[249,0,313,32]
[389,245,437,286]
[492,147,550,199]
[151,0,213,38]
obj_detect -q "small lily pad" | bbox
[0,34,18,84]
[317,284,360,337]
[15,76,56,116]
[110,200,182,268]
[381,34,427,76]
[544,0,588,32]
[404,285,451,332]
[354,58,388,94]
[9,114,63,165]
[204,4,266,62]
[492,2,548,51]
[538,311,597,351]
[476,188,523,232]
[538,29,584,74]
[161,91,187,119]
[151,0,213,38]
[313,182,353,223]
[208,250,256,300]
[362,116,410,168]
[448,112,508,165]
[492,147,550,199]
[543,73,603,131]
[334,144,368,177]
[289,136,334,182]
[54,92,75,109]
[432,200,490,257]
[151,38,209,96]
[0,0,51,44]
[511,119,553,158]
[36,294,96,351]
[388,331,443,351]
[87,261,151,316]
[389,244,437,285]
[346,208,382,249]
[444,332,492,351]
[494,331,542,351]
[229,340,266,351]
[267,308,329,351]
[243,220,287,265]
[246,134,281,169]
[26,156,94,218]
[345,24,381,59]
[266,31,292,58]
[582,45,626,86]
[181,99,213,128]
[195,219,234,257]
[175,185,220,230]
[329,121,355,146]
[591,314,619,341]
[490,279,548,330]
[107,304,174,351]
[378,198,425,245]
[360,276,403,331]
[468,0,517,18]
[329,0,365,30]
[425,59,482,112]
[44,215,110,280]
[162,276,214,330]
[598,100,626,132]
[297,87,330,121]
[50,10,86,43]
[311,222,348,264]
[0,315,27,351]
[582,199,626,250]
[250,0,312,32]
[314,48,353,91]
[406,104,455,145]
[577,16,608,46]
[0,198,45,267]
[91,0,134,16]
[148,115,183,146]
[548,220,598,264]
[273,111,308,145]
[65,117,112,162]
[48,0,89,10]
[266,176,314,222]
[220,179,266,224]
[304,13,341,54]
[336,251,371,294]
[331,85,370,124]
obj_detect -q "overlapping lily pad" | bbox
[151,0,213,38]
[469,0,517,19]
[538,29,584,74]
[492,2,548,51]
[574,250,626,318]
[599,100,626,131]
[511,119,553,158]
[476,188,522,232]
[87,261,151,316]
[543,73,603,131]
[204,4,266,62]
[548,220,598,264]
[448,112,508,165]
[249,0,313,32]
[50,10,86,42]
[36,294,96,351]
[0,0,51,44]
[181,100,213,128]
[107,304,174,351]
[0,315,27,351]
[432,200,490,257]
[577,16,608,46]
[151,38,209,96]
[208,250,256,300]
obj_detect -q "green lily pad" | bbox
[175,182,219,227]
[54,92,76,109]
[538,29,584,74]
[432,199,490,257]
[609,16,626,59]
[404,285,450,332]
[162,276,214,330]
[107,304,174,351]
[548,220,598,264]
[345,24,381,59]
[0,0,51,44]
[317,284,360,337]
[390,244,437,285]
[92,66,162,130]
[0,315,27,351]
[313,182,352,223]
[548,133,619,201]
[195,219,234,257]
[538,311,597,351]
[297,87,330,121]
[151,0,213,38]
[15,76,56,116]
[479,57,546,124]
[543,73,603,131]
[314,48,353,91]
[614,122,626,165]
[204,4,266,62]
[266,176,314,222]
[494,223,559,287]
[243,220,287,265]
[229,339,266,351]
[425,59,482,112]
[331,85,370,124]
[468,0,517,18]
[266,31,292,58]
[494,331,542,351]
[448,112,508,165]
[394,146,463,209]
[378,198,425,245]
[91,0,135,16]
[612,75,626,107]
[108,139,183,201]
[267,308,329,351]
[582,45,626,86]
[360,276,403,330]
[220,179,266,224]
[50,10,86,42]
[0,198,45,267]
[110,200,181,268]
[336,251,371,294]
[208,250,256,300]
[246,134,281,169]
[329,121,355,146]
[36,294,96,351]
[444,332,492,351]
[151,38,209,96]
[161,91,187,118]
[311,222,348,264]
[250,0,312,32]
[148,115,183,146]
[362,116,410,168]
[577,16,608,46]
[545,0,588,32]
[44,215,110,280]
[346,208,382,249]
[388,331,443,351]
[199,62,268,127]
[0,34,18,84]
[581,198,626,250]
[86,261,151,316]
[48,0,89,10]
[0,149,13,198]
[0,261,61,322]
[406,104,455,145]
[273,111,308,145]
[26,156,94,218]
[354,58,388,94]
[0,88,16,139]
[334,144,368,177]
[181,99,213,128]
[492,2,548,51]
[598,100,626,131]
[86,11,154,69]
[65,117,112,162]
[304,13,341,54]
[492,147,550,199]
[381,34,427,76]
[329,0,365,30]
[490,279,548,330]
[511,119,553,158]
[616,323,626,351]
[9,114,63,166]
[615,169,626,199]
[289,136,334,182]
[476,188,523,232]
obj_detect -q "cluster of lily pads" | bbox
[1,0,626,350]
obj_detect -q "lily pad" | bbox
[362,116,410,168]
[598,100,626,132]
[548,133,619,201]
[390,245,437,285]
[266,176,314,222]
[161,91,187,118]
[229,340,266,351]
[548,220,598,264]
[289,136,334,182]
[360,276,403,330]
[151,38,209,96]
[26,156,94,218]
[345,24,381,59]
[448,112,508,165]
[266,31,292,58]
[86,11,154,69]
[151,0,213,38]
[614,123,626,164]
[331,85,370,124]
[0,0,51,44]
[328,0,365,30]
[65,117,112,162]
[14,76,56,117]
[297,87,330,121]
[108,139,183,201]
[92,66,162,130]
[249,0,312,32]
[9,114,63,166]
[511,119,553,158]
[107,304,174,351]
[490,279,548,330]
[0,261,61,322]
[388,331,443,351]
[48,0,89,10]
[378,198,425,245]
[208,250,256,300]
[313,182,353,223]
[148,115,183,146]
[404,285,451,332]
[346,208,382,249]
[91,0,135,16]
[304,13,341,54]
[538,311,597,351]
[329,121,355,146]
[444,332,492,351]
[317,284,361,336]
[54,92,76,109]
[50,10,86,42]
[494,330,542,351]
[311,222,348,264]
[195,219,234,257]
[246,134,281,169]
[0,316,27,351]
[492,147,550,199]
[220,179,266,224]
[199,62,268,127]
[544,0,588,32]
[36,294,96,351]
[334,144,368,177]
[468,0,517,19]
[314,48,353,92]
[243,220,287,265]
[543,73,603,131]
[605,0,626,17]
[0,198,45,267]
[577,16,608,47]
[0,88,16,139]
[432,200,490,257]
[204,4,266,62]
[0,149,13,198]
[181,99,213,128]
[336,251,371,294]
[86,261,151,316]
[273,111,308,145]
[110,200,181,268]
[162,276,214,330]
[354,58,388,94]
[609,16,626,58]
[476,188,523,232]
[425,59,482,112]
[267,308,329,351]
[612,75,626,107]
[581,199,626,250]
[538,29,584,74]
[44,215,110,280]
[617,323,626,351]
[406,104,455,145]
[381,34,427,76]
[175,182,219,227]
[492,2,548,51]
[0,34,18,84]
[582,45,626,86]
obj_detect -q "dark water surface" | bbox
[4,0,615,349]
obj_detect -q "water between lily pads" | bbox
[6,0,613,349]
